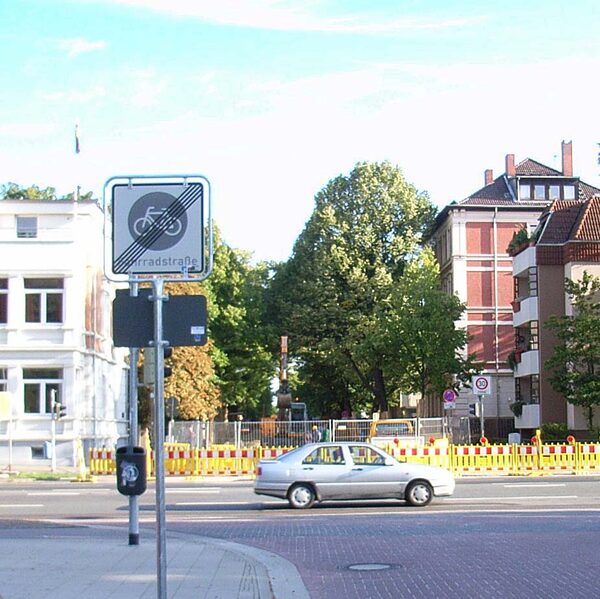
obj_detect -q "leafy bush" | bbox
[541,422,569,441]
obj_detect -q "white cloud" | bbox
[42,85,107,104]
[125,69,168,108]
[102,0,483,33]
[57,37,107,58]
[0,122,57,140]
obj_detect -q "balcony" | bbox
[512,245,536,276]
[514,350,539,377]
[513,296,538,328]
[514,403,540,429]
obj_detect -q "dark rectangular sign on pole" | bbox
[113,289,207,347]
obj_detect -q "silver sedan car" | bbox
[254,442,455,509]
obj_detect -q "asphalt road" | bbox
[2,476,600,598]
[1,475,600,521]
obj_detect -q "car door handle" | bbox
[303,467,314,470]
[352,467,363,471]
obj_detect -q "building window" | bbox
[519,184,531,200]
[528,267,538,297]
[549,185,560,200]
[24,278,64,323]
[0,367,7,391]
[529,321,539,350]
[534,185,545,200]
[23,368,62,414]
[16,216,38,238]
[0,278,7,324]
[564,185,576,200]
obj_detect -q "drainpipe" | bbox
[493,207,501,418]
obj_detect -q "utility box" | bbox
[116,446,147,496]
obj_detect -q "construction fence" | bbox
[90,440,600,477]
[166,417,470,448]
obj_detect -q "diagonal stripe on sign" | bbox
[114,184,203,273]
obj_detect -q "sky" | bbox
[1,0,599,263]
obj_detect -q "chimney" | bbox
[484,169,494,186]
[562,140,573,176]
[505,154,516,177]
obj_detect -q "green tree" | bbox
[376,249,480,402]
[207,229,276,420]
[268,161,437,414]
[1,182,94,201]
[545,272,600,428]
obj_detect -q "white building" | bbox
[0,198,128,468]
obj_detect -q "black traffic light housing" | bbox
[163,346,173,378]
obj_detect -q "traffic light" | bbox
[143,346,173,385]
[143,347,155,385]
[469,402,481,417]
[163,346,173,379]
[53,401,67,420]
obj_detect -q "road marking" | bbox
[174,500,281,506]
[27,492,80,496]
[447,495,578,501]
[0,504,44,508]
[166,489,221,494]
[492,483,567,488]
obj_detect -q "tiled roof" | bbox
[573,196,600,241]
[537,200,582,244]
[515,158,562,177]
[579,181,600,201]
[463,177,512,202]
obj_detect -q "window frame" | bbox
[0,278,7,324]
[16,216,38,239]
[22,368,63,415]
[24,278,64,324]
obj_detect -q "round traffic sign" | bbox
[472,376,491,394]
[443,389,456,402]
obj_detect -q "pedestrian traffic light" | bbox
[164,346,173,378]
[53,401,67,420]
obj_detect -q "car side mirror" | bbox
[384,457,396,466]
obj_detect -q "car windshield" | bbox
[374,422,412,436]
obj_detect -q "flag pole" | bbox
[74,121,80,201]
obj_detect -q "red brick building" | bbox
[512,196,600,432]
[429,142,600,437]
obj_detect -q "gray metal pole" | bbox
[128,282,140,546]
[479,395,485,438]
[151,278,167,599]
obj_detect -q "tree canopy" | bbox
[545,272,600,428]
[268,161,441,415]
[1,182,94,201]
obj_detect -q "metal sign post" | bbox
[151,278,168,599]
[104,174,212,599]
[128,282,140,546]
[478,394,485,438]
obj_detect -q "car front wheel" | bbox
[288,483,316,509]
[404,480,433,507]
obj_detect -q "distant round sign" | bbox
[443,389,457,403]
[472,375,491,395]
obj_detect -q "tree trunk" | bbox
[373,368,388,413]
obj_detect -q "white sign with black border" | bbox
[472,375,491,395]
[110,178,209,275]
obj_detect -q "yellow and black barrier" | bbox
[88,441,600,477]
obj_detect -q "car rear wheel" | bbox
[288,483,316,509]
[404,480,433,507]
